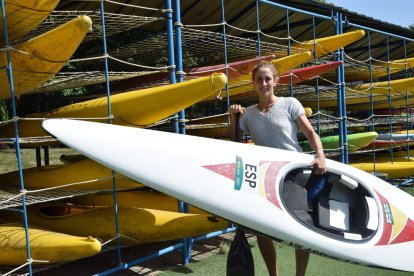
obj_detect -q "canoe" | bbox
[365,139,414,150]
[0,222,101,266]
[113,51,311,92]
[2,202,228,245]
[119,55,275,86]
[279,61,342,84]
[0,0,60,44]
[349,77,414,95]
[42,118,414,272]
[232,60,342,86]
[201,51,313,101]
[350,159,414,178]
[222,61,342,102]
[0,15,92,99]
[345,57,414,82]
[293,29,365,56]
[0,73,227,138]
[299,132,378,152]
[377,132,414,141]
[0,158,143,191]
[344,95,414,111]
[319,57,414,83]
[65,189,207,214]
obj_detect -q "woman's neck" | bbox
[257,95,278,112]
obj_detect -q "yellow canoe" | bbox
[65,189,207,215]
[350,158,414,178]
[0,73,227,138]
[271,51,313,75]
[2,202,229,245]
[293,29,365,56]
[0,15,92,99]
[0,158,143,191]
[0,222,101,266]
[0,0,59,44]
[349,77,414,95]
[345,57,414,82]
[344,95,414,111]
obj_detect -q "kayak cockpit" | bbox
[281,168,379,242]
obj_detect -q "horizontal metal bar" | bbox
[346,20,414,42]
[259,0,332,20]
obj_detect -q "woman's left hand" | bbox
[309,155,326,175]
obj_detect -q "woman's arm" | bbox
[296,114,326,174]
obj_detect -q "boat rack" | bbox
[2,0,414,275]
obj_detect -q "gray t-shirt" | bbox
[239,97,304,152]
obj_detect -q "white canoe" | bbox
[42,119,414,272]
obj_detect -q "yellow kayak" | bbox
[344,57,414,82]
[349,77,414,95]
[65,189,207,214]
[0,0,59,44]
[0,73,227,138]
[2,202,229,245]
[0,15,92,99]
[0,158,143,191]
[350,158,414,178]
[0,222,101,266]
[293,29,365,56]
[345,95,414,111]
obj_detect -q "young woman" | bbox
[226,60,326,276]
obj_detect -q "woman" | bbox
[226,60,326,276]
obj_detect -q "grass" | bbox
[0,146,77,174]
[161,240,413,276]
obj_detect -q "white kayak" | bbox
[41,119,414,272]
[377,132,414,141]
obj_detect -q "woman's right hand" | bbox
[229,104,245,117]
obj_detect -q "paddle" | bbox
[226,111,255,276]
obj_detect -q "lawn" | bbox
[161,238,413,276]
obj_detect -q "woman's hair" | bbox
[251,60,279,81]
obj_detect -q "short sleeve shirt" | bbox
[239,97,304,152]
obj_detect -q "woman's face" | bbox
[253,67,278,96]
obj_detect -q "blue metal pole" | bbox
[367,31,377,170]
[312,16,321,136]
[338,13,348,164]
[286,9,293,97]
[220,0,230,126]
[99,0,122,265]
[334,13,344,163]
[173,0,185,135]
[255,0,261,56]
[346,21,414,43]
[172,0,191,265]
[165,0,178,133]
[0,0,32,273]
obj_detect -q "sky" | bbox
[328,0,414,28]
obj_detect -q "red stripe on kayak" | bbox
[203,163,236,180]
[278,61,343,85]
[263,161,289,209]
